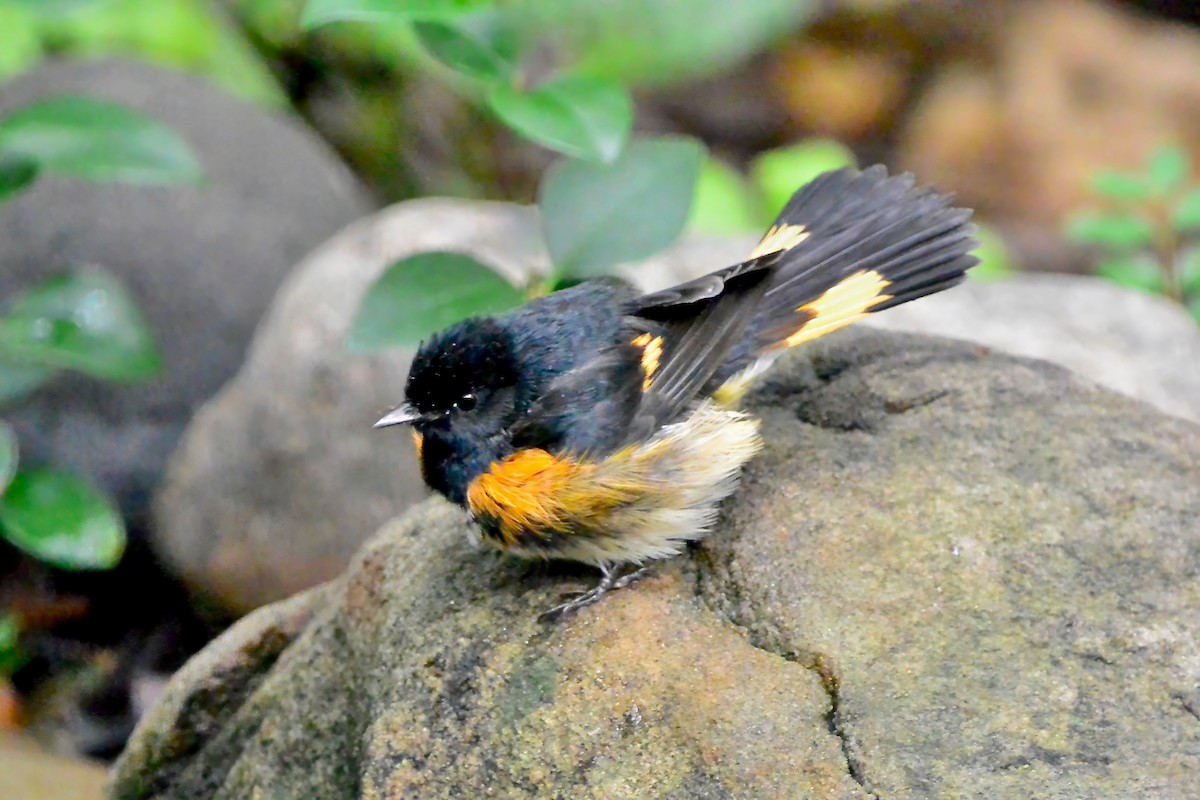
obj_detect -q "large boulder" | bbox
[112,329,1200,799]
[0,59,372,524]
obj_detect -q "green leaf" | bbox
[0,266,162,382]
[301,0,488,28]
[539,136,704,277]
[687,157,761,235]
[967,225,1017,283]
[0,613,24,677]
[1095,255,1165,295]
[1189,295,1200,327]
[1147,146,1189,194]
[751,139,856,221]
[0,421,16,497]
[488,75,631,163]
[0,468,125,570]
[347,252,526,350]
[1064,212,1155,250]
[1172,188,1200,232]
[0,363,55,407]
[0,151,38,202]
[0,96,202,185]
[1088,171,1153,203]
[413,13,520,82]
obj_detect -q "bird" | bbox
[374,165,979,616]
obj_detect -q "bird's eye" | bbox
[454,392,477,412]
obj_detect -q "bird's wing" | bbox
[510,252,780,455]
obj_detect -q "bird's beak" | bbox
[374,402,421,429]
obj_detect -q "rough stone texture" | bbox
[152,198,748,614]
[864,273,1200,423]
[113,330,1200,799]
[0,58,372,523]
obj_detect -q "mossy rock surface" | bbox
[110,330,1200,799]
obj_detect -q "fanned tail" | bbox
[711,165,978,405]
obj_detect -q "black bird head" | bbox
[375,318,521,504]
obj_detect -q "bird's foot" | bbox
[539,563,651,621]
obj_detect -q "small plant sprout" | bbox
[1066,145,1200,325]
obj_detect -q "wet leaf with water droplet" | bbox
[0,266,161,382]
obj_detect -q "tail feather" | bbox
[708,165,978,404]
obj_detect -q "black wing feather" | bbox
[521,165,978,458]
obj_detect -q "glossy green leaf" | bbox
[967,225,1017,283]
[0,266,162,382]
[0,468,125,570]
[347,252,525,350]
[0,613,24,676]
[301,0,488,28]
[687,157,760,235]
[540,136,704,277]
[1096,255,1165,295]
[0,421,16,497]
[1172,188,1200,232]
[413,13,520,81]
[0,363,55,407]
[488,76,631,163]
[751,139,856,221]
[0,96,201,185]
[1089,171,1153,203]
[1065,212,1155,250]
[0,151,38,202]
[1147,146,1189,194]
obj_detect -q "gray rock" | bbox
[112,329,1200,799]
[865,273,1200,423]
[0,58,372,522]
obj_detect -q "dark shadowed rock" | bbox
[0,58,372,524]
[111,329,1200,799]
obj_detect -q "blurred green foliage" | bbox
[303,0,816,86]
[1066,145,1200,325]
[311,0,816,348]
[0,93,198,628]
[0,0,285,107]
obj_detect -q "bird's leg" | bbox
[539,562,652,621]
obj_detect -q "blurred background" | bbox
[3,0,1200,793]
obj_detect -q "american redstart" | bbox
[375,165,978,616]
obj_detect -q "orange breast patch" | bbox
[467,449,585,543]
[466,449,639,545]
